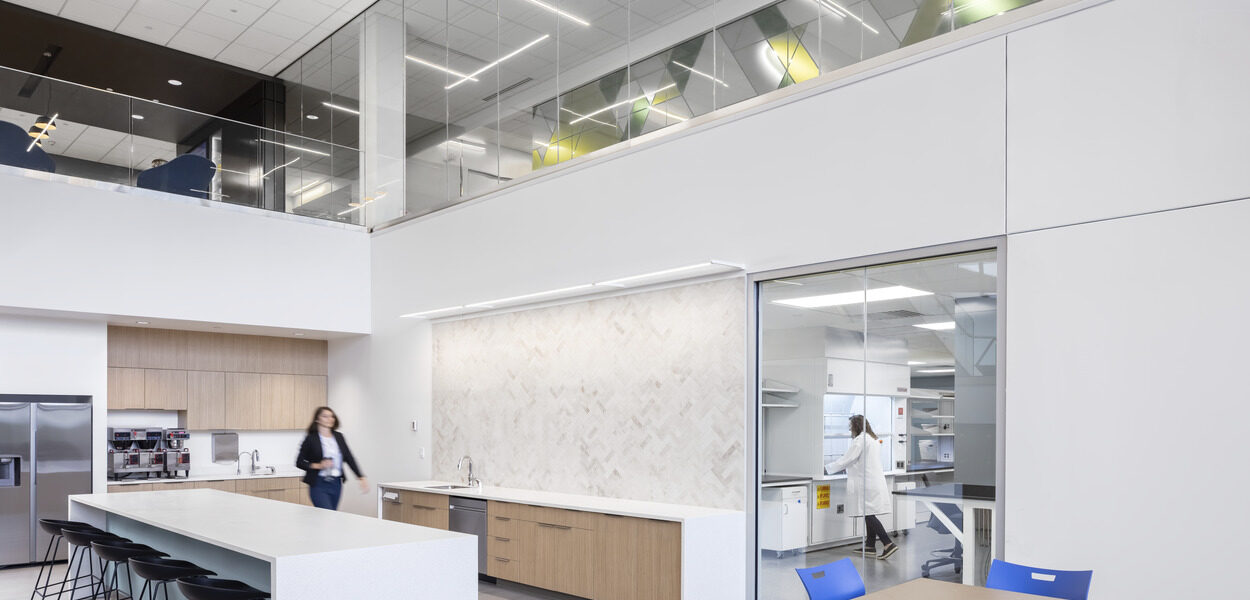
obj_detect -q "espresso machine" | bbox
[107,428,169,480]
[163,429,190,478]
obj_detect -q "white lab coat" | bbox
[824,434,891,517]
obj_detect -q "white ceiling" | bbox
[6,0,376,75]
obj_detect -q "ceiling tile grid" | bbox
[17,0,368,76]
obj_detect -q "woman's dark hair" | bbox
[307,406,338,434]
[849,414,877,440]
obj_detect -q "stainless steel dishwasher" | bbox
[448,496,488,577]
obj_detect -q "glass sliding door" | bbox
[756,246,1001,598]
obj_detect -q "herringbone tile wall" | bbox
[432,278,746,510]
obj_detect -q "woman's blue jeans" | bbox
[309,475,342,510]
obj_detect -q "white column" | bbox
[359,2,406,226]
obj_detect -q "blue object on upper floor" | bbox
[0,120,56,173]
[795,558,866,600]
[986,559,1093,600]
[135,154,216,199]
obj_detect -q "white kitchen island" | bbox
[68,489,477,599]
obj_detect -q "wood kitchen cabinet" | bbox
[293,375,327,426]
[144,369,188,410]
[535,521,594,598]
[187,371,226,430]
[107,367,145,409]
[404,491,449,529]
[194,480,236,492]
[594,514,681,600]
[260,374,295,429]
[225,373,262,430]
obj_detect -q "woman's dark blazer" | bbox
[296,430,363,485]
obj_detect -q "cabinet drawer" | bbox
[405,505,449,530]
[488,555,530,583]
[488,534,526,560]
[488,500,534,522]
[194,480,237,492]
[402,490,449,510]
[528,504,595,530]
[236,478,291,493]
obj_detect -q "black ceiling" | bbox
[0,2,270,122]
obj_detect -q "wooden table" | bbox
[864,579,1037,599]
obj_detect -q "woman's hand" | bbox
[310,460,330,470]
[358,477,370,494]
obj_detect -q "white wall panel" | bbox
[1006,0,1250,231]
[1005,199,1250,599]
[373,37,1007,321]
[0,172,371,334]
[0,315,108,493]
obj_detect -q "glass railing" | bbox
[0,66,364,226]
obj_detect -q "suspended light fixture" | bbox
[33,115,56,131]
[27,125,49,139]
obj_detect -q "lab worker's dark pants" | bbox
[310,475,342,510]
[864,514,893,549]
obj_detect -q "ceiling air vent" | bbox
[481,77,533,102]
[872,309,925,320]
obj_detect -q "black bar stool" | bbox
[176,576,271,600]
[129,557,216,600]
[59,528,128,600]
[31,519,99,600]
[90,541,168,600]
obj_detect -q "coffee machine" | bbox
[163,429,190,478]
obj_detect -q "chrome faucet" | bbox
[236,449,260,475]
[456,455,480,488]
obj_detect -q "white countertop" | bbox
[70,489,469,561]
[107,469,305,486]
[380,481,740,523]
[761,469,955,487]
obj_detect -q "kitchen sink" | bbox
[425,484,472,490]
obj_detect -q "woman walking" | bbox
[825,414,898,559]
[296,406,367,510]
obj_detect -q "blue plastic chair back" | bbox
[135,154,216,199]
[795,558,865,600]
[986,559,1093,600]
[0,120,56,173]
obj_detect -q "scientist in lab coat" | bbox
[824,414,898,559]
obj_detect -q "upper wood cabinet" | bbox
[144,369,188,410]
[187,371,226,430]
[293,375,327,426]
[108,327,327,375]
[225,373,262,430]
[107,367,145,410]
[260,374,295,430]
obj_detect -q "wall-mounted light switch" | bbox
[419,447,425,459]
[411,420,418,432]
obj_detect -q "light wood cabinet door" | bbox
[107,367,145,409]
[259,336,294,375]
[292,339,328,376]
[107,326,144,368]
[260,374,295,429]
[194,480,236,492]
[140,329,188,370]
[534,522,594,598]
[187,371,226,430]
[594,514,681,600]
[293,375,326,428]
[109,484,152,493]
[144,369,187,410]
[225,373,262,430]
[405,504,449,530]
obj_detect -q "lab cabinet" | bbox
[907,395,956,470]
[826,358,910,396]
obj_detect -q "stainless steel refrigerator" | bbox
[0,395,92,567]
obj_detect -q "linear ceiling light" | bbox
[916,367,955,374]
[256,138,330,157]
[773,286,932,308]
[290,178,327,195]
[671,60,729,87]
[647,106,687,122]
[262,156,300,177]
[571,83,677,124]
[322,101,360,115]
[561,107,617,128]
[914,321,956,331]
[402,261,742,319]
[406,55,478,81]
[446,34,550,90]
[445,139,487,152]
[520,0,590,26]
[26,113,56,151]
[820,0,880,35]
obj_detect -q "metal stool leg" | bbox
[29,533,60,600]
[56,545,85,600]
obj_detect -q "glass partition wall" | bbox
[757,247,1000,597]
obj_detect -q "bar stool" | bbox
[129,557,216,600]
[59,528,129,600]
[91,541,168,600]
[176,576,271,600]
[31,519,99,600]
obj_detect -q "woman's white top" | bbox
[319,434,343,478]
[824,433,891,516]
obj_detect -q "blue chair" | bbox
[135,154,216,199]
[986,559,1093,600]
[795,558,865,600]
[0,120,55,172]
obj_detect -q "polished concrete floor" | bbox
[758,526,963,600]
[1,527,964,600]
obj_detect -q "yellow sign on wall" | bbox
[816,484,831,509]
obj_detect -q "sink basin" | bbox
[424,484,472,490]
